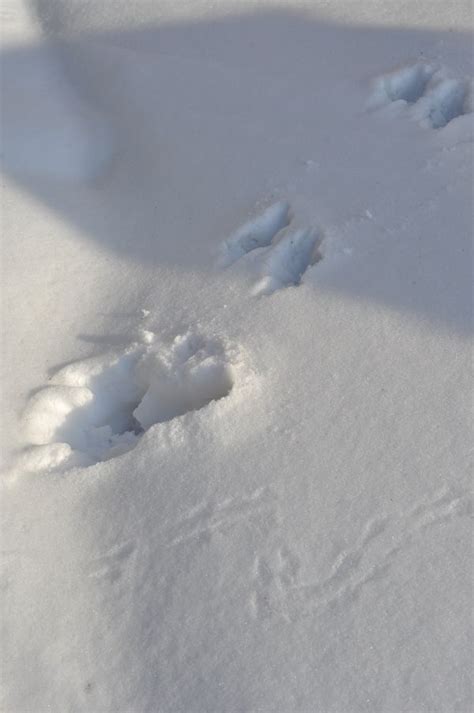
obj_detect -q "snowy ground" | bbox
[1,1,473,711]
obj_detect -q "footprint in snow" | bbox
[218,201,324,295]
[368,62,472,129]
[19,331,237,471]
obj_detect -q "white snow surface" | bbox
[1,0,473,711]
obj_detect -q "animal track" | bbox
[84,541,136,583]
[21,331,236,469]
[217,201,291,268]
[165,487,278,547]
[249,487,472,621]
[253,227,322,296]
[369,62,472,128]
[218,202,323,294]
[371,62,436,105]
[250,546,301,622]
[412,77,471,129]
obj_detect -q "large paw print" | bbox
[21,331,236,470]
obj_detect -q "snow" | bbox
[251,224,322,297]
[1,2,113,181]
[218,201,291,268]
[1,0,473,711]
[369,62,472,128]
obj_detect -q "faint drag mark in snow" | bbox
[20,330,239,471]
[369,62,472,129]
[318,515,390,589]
[249,488,472,622]
[295,488,473,616]
[395,486,473,541]
[84,541,136,584]
[166,487,278,547]
[218,201,324,295]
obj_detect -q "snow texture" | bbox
[1,1,473,712]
